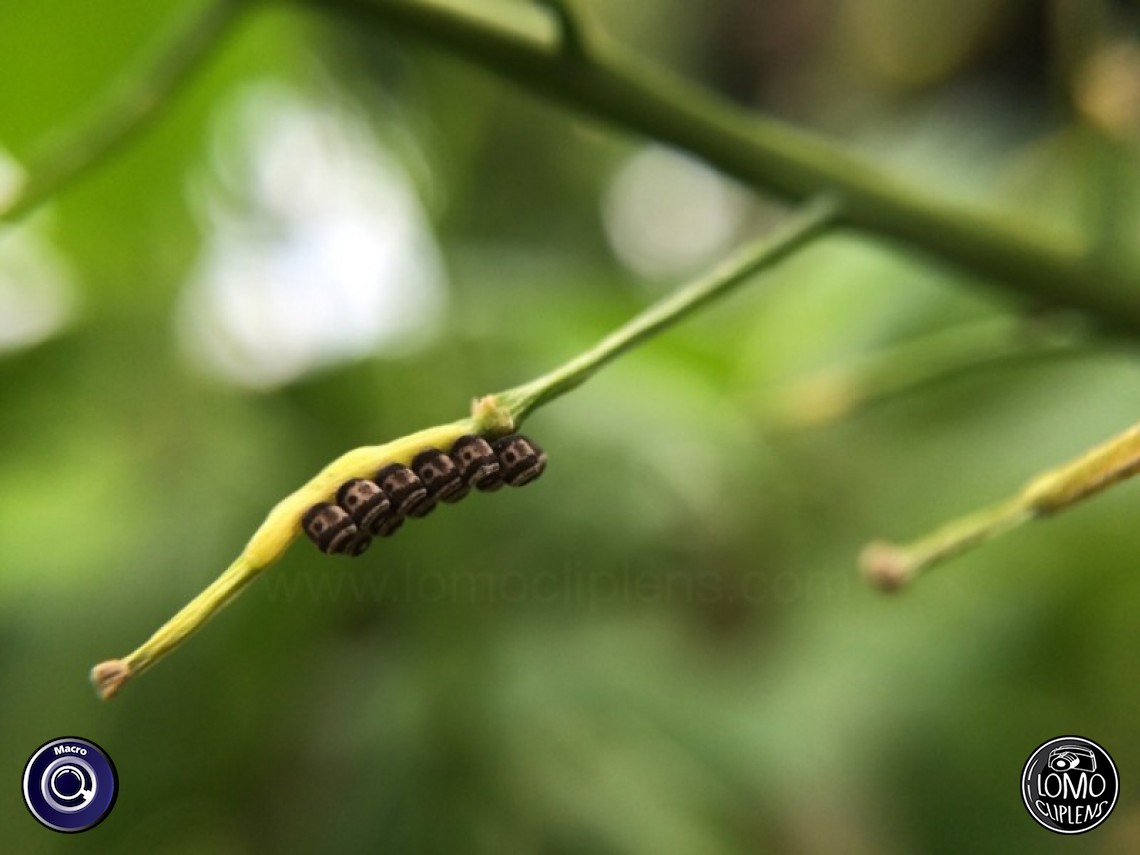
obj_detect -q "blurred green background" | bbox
[4,0,1140,852]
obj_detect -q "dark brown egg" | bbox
[493,434,548,486]
[336,478,402,537]
[375,463,434,518]
[412,448,468,503]
[301,502,371,556]
[449,435,502,492]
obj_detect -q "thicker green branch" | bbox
[0,0,245,226]
[311,0,1140,335]
[533,0,591,58]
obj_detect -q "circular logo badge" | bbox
[1022,735,1118,834]
[22,737,118,833]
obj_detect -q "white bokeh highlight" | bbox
[0,151,78,354]
[602,145,751,280]
[179,84,446,389]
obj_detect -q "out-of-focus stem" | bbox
[768,317,1089,430]
[862,421,1140,590]
[315,0,1140,334]
[0,0,245,226]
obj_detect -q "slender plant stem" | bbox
[768,316,1092,430]
[308,0,1140,335]
[91,199,835,698]
[0,0,245,226]
[496,195,839,422]
[861,421,1140,590]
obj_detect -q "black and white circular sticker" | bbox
[1022,735,1118,834]
[23,737,118,833]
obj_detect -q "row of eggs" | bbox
[302,434,547,556]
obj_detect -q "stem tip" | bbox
[859,540,915,592]
[91,659,131,700]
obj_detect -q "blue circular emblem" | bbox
[22,737,118,833]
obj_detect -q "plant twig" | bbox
[308,0,1140,335]
[497,195,839,422]
[91,418,488,699]
[766,316,1090,430]
[0,0,245,226]
[533,0,591,58]
[90,196,838,699]
[861,421,1140,590]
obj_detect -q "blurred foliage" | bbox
[4,0,1140,853]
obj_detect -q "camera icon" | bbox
[1047,746,1096,773]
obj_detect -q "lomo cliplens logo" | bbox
[1021,735,1118,834]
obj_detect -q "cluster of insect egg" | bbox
[301,434,547,556]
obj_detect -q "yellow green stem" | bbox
[92,417,488,698]
[92,198,837,699]
[861,421,1140,590]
